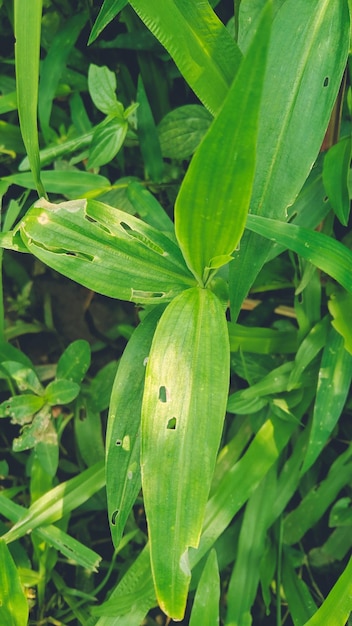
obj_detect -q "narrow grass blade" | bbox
[128,0,241,115]
[230,0,350,318]
[106,307,161,548]
[328,289,352,354]
[225,468,277,626]
[284,445,352,545]
[301,325,352,473]
[189,550,220,626]
[136,76,164,182]
[0,539,28,626]
[141,287,230,619]
[38,12,88,142]
[282,549,316,626]
[228,323,298,354]
[323,136,351,226]
[3,170,110,198]
[14,0,46,197]
[2,461,105,543]
[175,5,271,283]
[246,215,352,293]
[303,556,352,626]
[88,0,128,45]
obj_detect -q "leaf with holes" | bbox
[18,197,195,304]
[141,287,229,620]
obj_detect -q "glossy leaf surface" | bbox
[175,5,270,283]
[141,287,229,619]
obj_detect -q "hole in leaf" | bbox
[167,417,177,430]
[159,386,167,402]
[323,196,329,203]
[323,76,329,87]
[79,407,86,421]
[116,439,122,446]
[111,510,119,525]
[120,221,132,233]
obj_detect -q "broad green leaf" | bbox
[88,64,120,116]
[2,461,105,543]
[301,325,352,473]
[14,0,45,196]
[39,13,88,142]
[0,539,28,626]
[75,403,105,467]
[3,170,111,199]
[128,0,242,115]
[136,75,164,182]
[44,379,80,405]
[106,307,161,548]
[230,0,350,319]
[0,394,45,421]
[18,198,195,304]
[87,118,128,168]
[328,289,352,354]
[189,550,220,626]
[0,361,43,394]
[303,556,352,626]
[88,0,128,45]
[246,215,352,294]
[18,128,97,171]
[284,444,352,545]
[0,495,101,571]
[323,136,351,226]
[175,5,270,284]
[56,339,91,383]
[141,287,230,619]
[157,105,212,159]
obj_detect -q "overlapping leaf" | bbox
[141,287,230,619]
[175,4,271,283]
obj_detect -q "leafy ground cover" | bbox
[0,1,352,624]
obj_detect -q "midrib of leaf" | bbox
[255,0,328,217]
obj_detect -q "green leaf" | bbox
[87,118,128,168]
[44,379,80,405]
[189,550,220,626]
[3,170,111,199]
[56,339,91,384]
[323,136,351,226]
[158,105,212,159]
[2,461,105,544]
[230,0,350,318]
[175,4,271,284]
[0,394,45,422]
[128,0,242,116]
[303,556,352,626]
[127,181,174,233]
[228,322,298,354]
[284,445,352,545]
[88,64,120,116]
[301,325,352,473]
[328,289,352,354]
[39,13,88,142]
[141,287,230,619]
[282,549,316,626]
[88,0,128,45]
[14,0,45,196]
[0,539,28,626]
[136,75,164,182]
[0,495,101,571]
[19,198,195,304]
[246,215,352,294]
[106,307,161,548]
